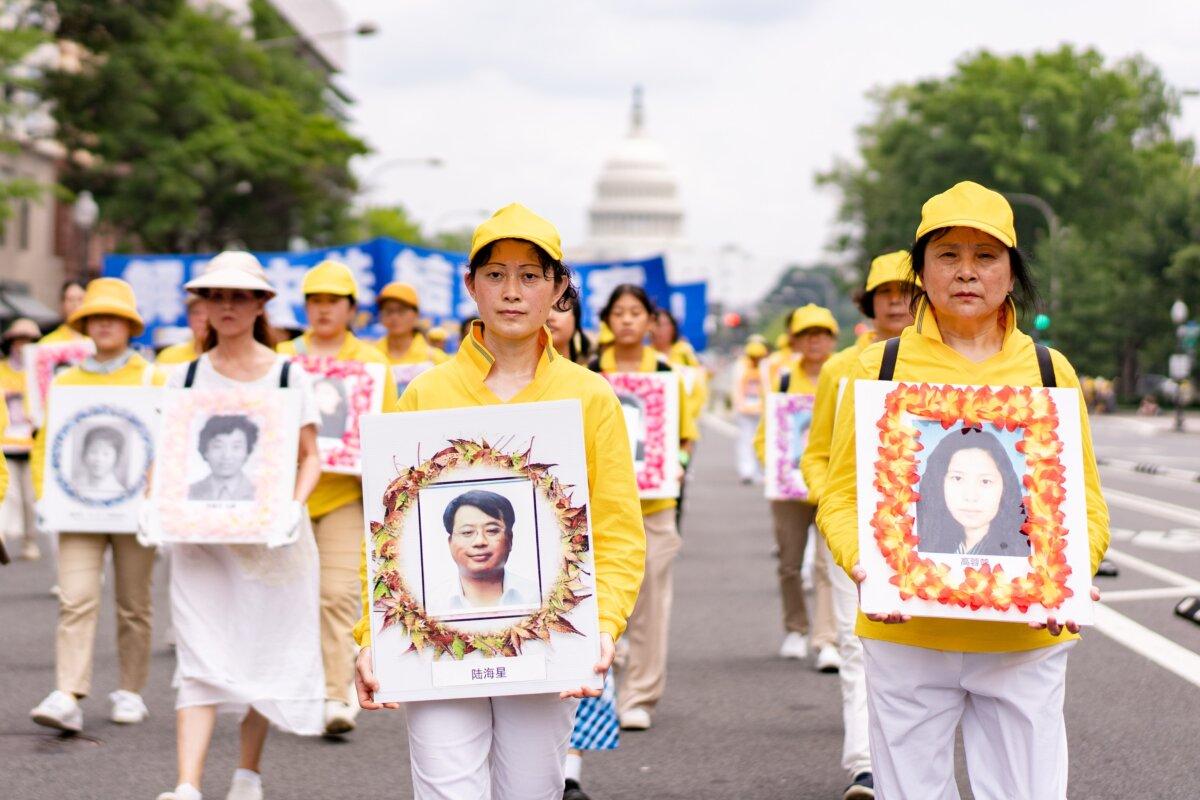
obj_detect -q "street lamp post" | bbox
[257,21,379,50]
[1170,299,1191,433]
[71,190,99,282]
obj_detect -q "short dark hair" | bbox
[197,415,259,456]
[909,228,1039,314]
[655,308,680,343]
[442,489,516,536]
[467,239,579,313]
[600,284,656,323]
[82,425,124,459]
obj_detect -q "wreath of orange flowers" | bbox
[370,439,592,660]
[870,383,1073,612]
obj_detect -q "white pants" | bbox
[863,638,1074,800]
[821,538,871,778]
[735,413,761,481]
[406,694,579,800]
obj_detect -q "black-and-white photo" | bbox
[619,393,646,465]
[419,479,542,619]
[188,414,259,502]
[313,376,348,440]
[69,421,133,501]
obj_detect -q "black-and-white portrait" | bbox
[619,393,645,465]
[188,414,259,502]
[419,479,542,619]
[69,421,133,501]
[313,376,348,440]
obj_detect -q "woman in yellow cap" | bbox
[38,280,88,344]
[799,251,916,799]
[753,304,838,666]
[277,259,398,736]
[353,204,644,800]
[732,337,768,484]
[588,283,697,732]
[374,281,448,394]
[1,317,42,561]
[27,278,166,735]
[156,292,210,367]
[157,251,324,800]
[818,181,1108,799]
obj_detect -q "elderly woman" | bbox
[817,181,1109,800]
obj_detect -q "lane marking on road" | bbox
[1092,603,1200,691]
[1100,585,1200,603]
[1103,487,1200,528]
[1099,458,1200,484]
[703,414,738,438]
[1105,546,1200,587]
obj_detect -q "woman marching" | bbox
[818,182,1109,799]
[799,251,916,799]
[158,252,325,800]
[1,318,42,561]
[374,282,448,383]
[732,337,768,484]
[354,203,645,800]
[590,283,697,731]
[546,291,592,365]
[27,279,166,733]
[277,259,398,735]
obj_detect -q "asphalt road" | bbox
[3,415,1200,799]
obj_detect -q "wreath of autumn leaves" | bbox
[370,439,591,660]
[871,383,1073,612]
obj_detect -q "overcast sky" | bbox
[339,1,1200,302]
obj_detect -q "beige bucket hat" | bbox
[184,251,276,298]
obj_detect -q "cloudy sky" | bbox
[338,0,1200,303]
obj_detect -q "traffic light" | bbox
[1034,313,1051,332]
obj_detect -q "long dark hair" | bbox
[467,239,579,312]
[558,291,591,364]
[599,284,656,323]
[199,290,276,351]
[909,228,1039,315]
[915,427,1028,556]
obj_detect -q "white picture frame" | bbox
[288,355,386,475]
[763,392,814,501]
[38,386,161,533]
[604,372,681,500]
[23,340,95,427]
[854,379,1094,625]
[361,400,601,702]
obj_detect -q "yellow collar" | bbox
[299,330,362,360]
[599,345,660,373]
[913,295,1018,346]
[457,320,557,379]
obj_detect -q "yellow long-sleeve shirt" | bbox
[156,339,200,365]
[38,324,85,345]
[660,339,708,422]
[353,323,646,646]
[752,357,819,465]
[597,346,699,517]
[0,400,9,505]
[0,358,34,452]
[31,354,167,498]
[800,331,877,504]
[277,332,399,520]
[816,299,1110,653]
[373,332,449,367]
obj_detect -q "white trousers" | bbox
[735,413,761,481]
[863,638,1074,800]
[405,693,579,800]
[821,538,871,778]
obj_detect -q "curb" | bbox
[1098,457,1200,483]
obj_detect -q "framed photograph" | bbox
[289,355,386,475]
[148,386,301,544]
[24,340,96,427]
[854,380,1094,625]
[3,386,34,455]
[361,400,601,702]
[604,372,681,500]
[38,386,160,533]
[764,392,814,501]
[389,361,435,398]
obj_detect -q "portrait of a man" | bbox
[313,377,348,440]
[915,426,1030,557]
[188,414,258,502]
[71,424,129,501]
[428,488,539,614]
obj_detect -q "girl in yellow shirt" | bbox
[1,317,41,560]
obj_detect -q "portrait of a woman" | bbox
[430,488,538,614]
[73,424,128,501]
[915,426,1030,557]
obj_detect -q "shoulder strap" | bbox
[878,337,901,381]
[586,357,602,373]
[279,360,291,388]
[183,359,199,389]
[779,371,791,394]
[1035,344,1056,388]
[655,359,674,373]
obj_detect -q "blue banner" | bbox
[103,239,707,351]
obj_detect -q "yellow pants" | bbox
[313,502,364,702]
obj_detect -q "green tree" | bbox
[0,3,50,227]
[344,204,425,244]
[45,0,368,252]
[819,46,1198,389]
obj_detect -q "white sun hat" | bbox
[184,251,276,298]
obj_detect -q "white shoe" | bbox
[779,632,809,660]
[30,690,83,733]
[618,707,652,731]
[323,699,356,735]
[109,690,149,724]
[157,783,202,800]
[815,644,842,673]
[226,773,263,800]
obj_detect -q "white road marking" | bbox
[1105,547,1200,587]
[1092,604,1200,690]
[1099,586,1200,603]
[1103,487,1200,527]
[703,413,738,438]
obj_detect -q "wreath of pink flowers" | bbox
[605,373,669,492]
[289,355,379,470]
[770,394,812,500]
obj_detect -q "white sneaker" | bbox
[30,690,83,733]
[779,632,809,660]
[157,783,202,800]
[323,699,356,735]
[815,644,842,673]
[618,707,652,731]
[226,773,263,800]
[109,690,148,724]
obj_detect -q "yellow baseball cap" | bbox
[916,181,1017,248]
[68,277,145,337]
[745,341,768,359]
[470,203,563,262]
[865,250,919,292]
[378,282,419,310]
[427,326,448,345]
[302,259,357,299]
[789,303,838,337]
